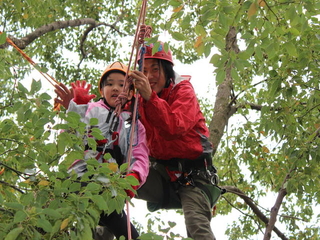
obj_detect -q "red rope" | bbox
[113,1,152,239]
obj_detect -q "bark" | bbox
[209,26,239,155]
[263,172,291,240]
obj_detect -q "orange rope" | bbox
[1,31,60,87]
[1,31,62,111]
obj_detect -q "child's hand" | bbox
[71,80,96,104]
[125,172,140,199]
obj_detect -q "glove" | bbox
[71,80,96,104]
[125,172,140,199]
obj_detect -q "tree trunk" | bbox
[209,26,239,155]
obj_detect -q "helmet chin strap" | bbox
[102,97,115,110]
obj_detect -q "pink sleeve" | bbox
[130,120,149,187]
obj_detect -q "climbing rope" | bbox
[112,1,152,238]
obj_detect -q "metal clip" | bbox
[210,173,219,185]
[102,134,118,154]
[178,170,195,186]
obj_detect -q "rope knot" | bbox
[138,24,152,44]
[114,91,129,116]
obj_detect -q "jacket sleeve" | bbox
[67,99,89,121]
[142,81,201,140]
[129,120,149,187]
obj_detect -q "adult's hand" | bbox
[54,82,73,109]
[129,70,152,101]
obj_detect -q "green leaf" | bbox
[20,192,34,206]
[4,227,23,240]
[50,220,62,237]
[119,163,129,173]
[171,31,186,41]
[42,208,62,219]
[212,37,225,50]
[13,211,27,223]
[152,0,163,8]
[30,79,42,95]
[35,118,50,127]
[64,150,84,166]
[180,15,191,30]
[37,218,53,233]
[4,202,24,211]
[90,127,104,140]
[210,54,221,66]
[0,119,14,133]
[0,32,7,45]
[69,182,81,193]
[86,182,101,192]
[152,41,161,55]
[17,82,29,94]
[81,223,92,239]
[195,42,205,56]
[89,118,98,126]
[215,69,226,85]
[231,68,240,82]
[87,207,100,220]
[126,175,139,186]
[91,195,108,211]
[195,25,206,37]
[103,153,112,161]
[87,137,97,151]
[283,41,297,57]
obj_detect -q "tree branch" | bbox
[263,170,292,240]
[0,18,123,50]
[222,185,288,240]
[0,180,25,194]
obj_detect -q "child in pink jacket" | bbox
[66,62,149,240]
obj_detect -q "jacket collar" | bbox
[158,71,185,99]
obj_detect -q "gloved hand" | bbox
[71,80,96,104]
[125,172,140,199]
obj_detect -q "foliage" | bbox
[0,79,137,239]
[1,0,320,239]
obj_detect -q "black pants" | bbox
[97,210,139,240]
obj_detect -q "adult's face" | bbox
[143,58,166,94]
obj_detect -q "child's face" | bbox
[101,72,127,108]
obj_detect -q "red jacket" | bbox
[139,74,212,161]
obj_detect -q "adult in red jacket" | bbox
[130,42,224,240]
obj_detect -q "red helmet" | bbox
[139,42,174,65]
